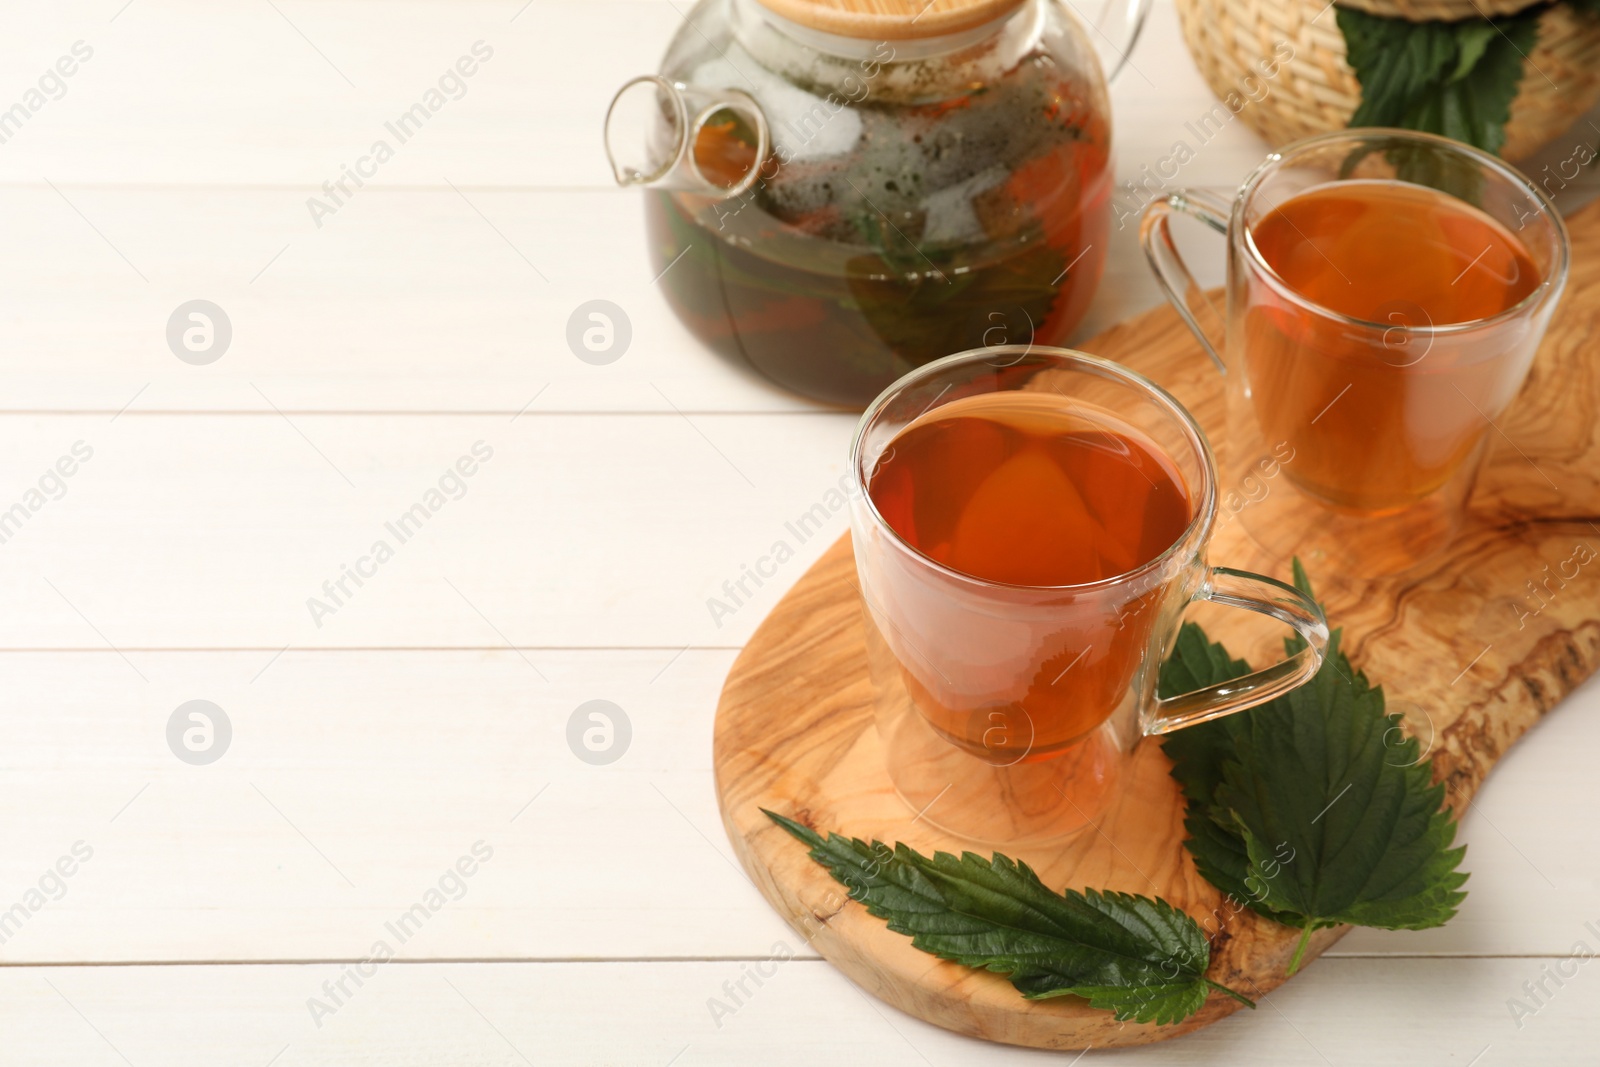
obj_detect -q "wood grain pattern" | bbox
[711,200,1600,1050]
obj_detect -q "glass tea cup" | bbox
[848,346,1328,844]
[1140,129,1570,576]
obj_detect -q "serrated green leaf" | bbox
[763,810,1252,1024]
[1338,7,1538,158]
[1157,622,1251,807]
[1159,563,1468,974]
[1217,632,1468,932]
[1157,623,1308,931]
[1448,22,1497,83]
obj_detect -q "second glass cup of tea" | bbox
[1141,129,1570,575]
[849,346,1328,844]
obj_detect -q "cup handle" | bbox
[1139,188,1233,374]
[1145,567,1329,736]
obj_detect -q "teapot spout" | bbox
[604,75,769,199]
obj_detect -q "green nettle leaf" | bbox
[764,810,1253,1024]
[1161,562,1469,974]
[1157,623,1252,808]
[1158,629,1308,932]
[1338,7,1538,157]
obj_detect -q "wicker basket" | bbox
[1173,0,1600,162]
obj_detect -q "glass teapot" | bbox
[605,0,1148,407]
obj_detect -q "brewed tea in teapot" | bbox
[607,0,1143,407]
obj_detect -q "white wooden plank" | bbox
[0,185,813,414]
[0,179,1220,413]
[0,650,1593,963]
[0,412,855,648]
[0,649,796,962]
[0,0,682,189]
[0,0,1273,192]
[2,956,1596,1065]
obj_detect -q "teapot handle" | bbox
[1085,0,1152,83]
[604,75,771,199]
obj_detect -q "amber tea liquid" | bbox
[1244,180,1541,512]
[868,392,1192,759]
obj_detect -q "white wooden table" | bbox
[2,1,1599,1062]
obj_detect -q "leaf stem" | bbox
[1286,924,1315,976]
[1204,978,1256,1009]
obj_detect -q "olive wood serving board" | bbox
[711,199,1600,1049]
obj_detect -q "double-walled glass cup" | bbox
[1141,129,1570,575]
[849,346,1328,844]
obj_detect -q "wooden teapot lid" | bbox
[752,0,1028,40]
